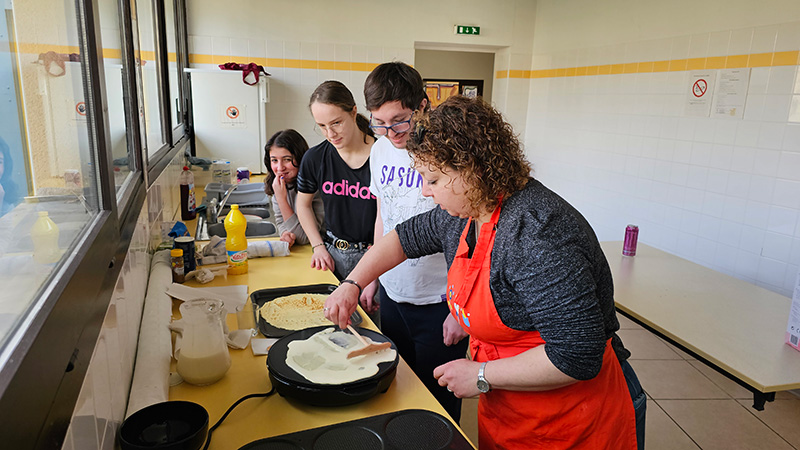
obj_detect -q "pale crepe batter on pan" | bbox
[286,328,396,384]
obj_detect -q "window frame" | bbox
[146,0,189,184]
[0,0,189,446]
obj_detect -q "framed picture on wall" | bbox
[423,79,484,108]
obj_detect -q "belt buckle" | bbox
[335,239,349,251]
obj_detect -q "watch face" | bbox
[477,379,490,393]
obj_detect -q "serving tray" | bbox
[250,283,362,337]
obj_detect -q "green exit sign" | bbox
[455,25,480,35]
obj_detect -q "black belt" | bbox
[324,232,371,251]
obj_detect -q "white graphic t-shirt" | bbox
[369,136,447,305]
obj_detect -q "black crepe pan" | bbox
[266,326,398,406]
[250,284,362,337]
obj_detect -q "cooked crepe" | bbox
[259,293,331,330]
[286,328,396,384]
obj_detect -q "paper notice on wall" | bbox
[786,267,800,352]
[684,71,715,117]
[711,68,750,119]
[220,104,247,128]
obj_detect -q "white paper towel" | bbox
[125,250,174,418]
[165,283,248,313]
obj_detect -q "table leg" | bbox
[752,392,775,411]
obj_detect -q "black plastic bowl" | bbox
[119,401,209,450]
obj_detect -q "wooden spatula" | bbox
[346,324,391,359]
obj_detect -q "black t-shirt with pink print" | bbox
[297,140,377,244]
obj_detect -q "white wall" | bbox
[526,0,800,297]
[184,0,536,145]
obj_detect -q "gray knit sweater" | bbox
[395,178,629,380]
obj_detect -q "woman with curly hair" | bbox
[324,96,643,449]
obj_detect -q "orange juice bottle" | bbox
[224,204,248,275]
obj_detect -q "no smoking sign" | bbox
[685,71,715,117]
[692,79,708,98]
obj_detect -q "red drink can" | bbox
[623,224,639,256]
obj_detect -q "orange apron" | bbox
[445,204,636,450]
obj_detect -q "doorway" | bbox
[414,49,495,104]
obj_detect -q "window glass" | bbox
[0,0,100,350]
[98,0,134,198]
[135,0,165,157]
[164,0,182,130]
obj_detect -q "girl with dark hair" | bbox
[264,129,324,247]
[295,80,379,307]
[0,137,20,216]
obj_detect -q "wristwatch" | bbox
[477,361,491,393]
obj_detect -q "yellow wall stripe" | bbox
[496,50,799,79]
[11,45,798,78]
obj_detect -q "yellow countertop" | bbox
[168,243,474,449]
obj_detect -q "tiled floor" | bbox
[459,313,800,449]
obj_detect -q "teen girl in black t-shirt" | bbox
[296,81,378,302]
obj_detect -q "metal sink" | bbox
[219,206,271,219]
[195,203,278,240]
[206,221,277,238]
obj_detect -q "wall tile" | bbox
[230,38,248,58]
[191,35,212,55]
[767,66,798,95]
[790,95,800,122]
[773,180,800,209]
[266,40,284,59]
[300,41,317,61]
[728,27,754,54]
[748,174,776,203]
[785,265,799,291]
[713,120,738,145]
[777,151,800,180]
[725,171,751,198]
[757,122,786,149]
[757,256,787,288]
[763,231,793,261]
[740,224,766,254]
[735,249,761,279]
[211,36,231,58]
[744,200,771,228]
[689,33,710,58]
[783,124,800,151]
[248,39,266,59]
[751,24,779,53]
[753,148,781,176]
[749,67,771,94]
[744,94,766,120]
[722,196,747,222]
[762,95,792,122]
[768,205,799,235]
[776,21,800,52]
[708,30,731,56]
[671,35,691,60]
[284,40,300,59]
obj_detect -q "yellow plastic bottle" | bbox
[31,211,60,264]
[224,204,248,275]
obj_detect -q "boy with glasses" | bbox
[362,62,469,422]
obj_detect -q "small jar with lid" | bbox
[171,248,185,283]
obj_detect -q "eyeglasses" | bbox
[314,120,346,137]
[369,115,413,136]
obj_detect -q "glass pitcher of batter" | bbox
[177,298,231,385]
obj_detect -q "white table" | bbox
[601,241,800,410]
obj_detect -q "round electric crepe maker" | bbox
[266,326,398,406]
